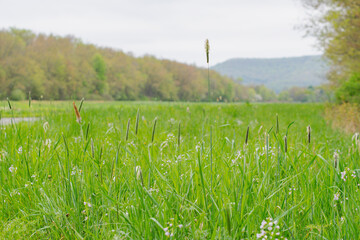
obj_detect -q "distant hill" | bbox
[212,55,328,92]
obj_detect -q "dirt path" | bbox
[0,117,40,125]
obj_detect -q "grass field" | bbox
[0,101,359,239]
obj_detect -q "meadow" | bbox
[0,101,358,239]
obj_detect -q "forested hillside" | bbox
[213,56,328,92]
[0,29,246,101]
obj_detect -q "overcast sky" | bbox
[0,0,321,67]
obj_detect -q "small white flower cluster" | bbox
[288,187,296,195]
[163,227,173,237]
[255,146,276,157]
[333,191,349,207]
[74,136,81,143]
[25,182,33,188]
[71,166,83,176]
[162,218,185,238]
[84,201,92,208]
[340,167,357,182]
[9,165,17,173]
[256,217,287,240]
[168,118,176,125]
[10,190,21,197]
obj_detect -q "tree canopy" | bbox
[0,28,245,102]
[302,0,360,103]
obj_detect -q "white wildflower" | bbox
[9,165,17,173]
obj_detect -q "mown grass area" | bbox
[0,101,359,239]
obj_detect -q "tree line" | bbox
[0,28,249,102]
[0,28,329,103]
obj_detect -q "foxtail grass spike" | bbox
[28,91,31,108]
[205,39,211,101]
[7,98,11,110]
[245,126,249,145]
[284,136,287,153]
[126,118,131,141]
[79,98,85,112]
[73,102,81,124]
[135,109,140,135]
[152,117,157,143]
[307,125,311,144]
[334,152,339,169]
[205,39,210,64]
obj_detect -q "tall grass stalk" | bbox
[78,98,85,112]
[135,108,140,135]
[205,39,210,102]
[126,118,131,141]
[152,117,157,143]
[210,126,213,192]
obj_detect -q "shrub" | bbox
[336,73,360,104]
[10,89,25,101]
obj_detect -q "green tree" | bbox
[92,53,107,95]
[336,73,360,103]
[303,0,360,96]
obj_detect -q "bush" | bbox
[10,89,25,101]
[336,73,360,104]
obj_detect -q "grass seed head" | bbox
[334,152,339,169]
[205,39,210,64]
[245,126,249,145]
[307,125,311,144]
[73,101,81,124]
[136,166,144,186]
